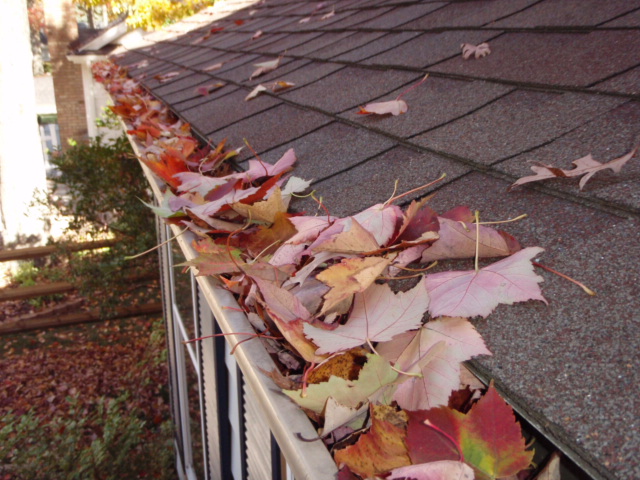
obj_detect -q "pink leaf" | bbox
[509,147,637,191]
[424,247,547,319]
[388,461,475,480]
[377,318,491,410]
[299,17,312,24]
[154,71,181,83]
[252,30,263,40]
[461,42,491,60]
[358,99,408,116]
[304,281,429,354]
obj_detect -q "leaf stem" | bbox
[474,210,480,272]
[384,173,446,206]
[396,73,429,101]
[366,338,422,377]
[424,419,465,463]
[533,262,596,296]
[125,226,188,260]
[476,213,528,225]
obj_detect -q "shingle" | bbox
[305,32,387,60]
[341,78,513,138]
[254,61,344,90]
[251,32,325,55]
[354,3,447,30]
[180,89,281,136]
[208,104,333,158]
[601,7,640,27]
[333,31,421,62]
[593,66,640,96]
[495,100,640,212]
[290,146,472,217]
[430,31,640,88]
[319,7,393,30]
[424,172,640,480]
[412,90,626,164]
[401,0,538,29]
[281,67,421,113]
[492,0,640,27]
[286,31,357,57]
[252,121,397,183]
[362,30,499,69]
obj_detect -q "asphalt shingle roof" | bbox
[114,1,640,478]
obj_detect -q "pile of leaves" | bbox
[93,59,558,479]
[0,318,174,479]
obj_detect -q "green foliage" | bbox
[12,260,66,308]
[74,0,215,31]
[44,134,158,313]
[0,394,175,480]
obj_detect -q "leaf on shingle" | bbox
[250,56,282,80]
[203,62,224,72]
[245,84,268,101]
[252,30,263,40]
[425,247,547,319]
[299,17,312,23]
[195,82,225,96]
[461,42,491,59]
[320,8,336,20]
[509,147,637,191]
[358,100,408,116]
[231,187,287,224]
[245,81,295,101]
[154,71,181,83]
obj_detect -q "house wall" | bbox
[44,0,88,149]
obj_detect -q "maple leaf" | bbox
[457,382,534,479]
[195,82,225,96]
[231,186,287,224]
[509,147,637,191]
[245,81,295,101]
[378,318,490,410]
[334,404,411,478]
[245,84,268,101]
[312,217,379,254]
[283,354,398,413]
[304,281,429,354]
[249,56,282,80]
[252,30,263,40]
[244,148,297,181]
[316,256,391,314]
[183,246,246,276]
[421,217,520,263]
[299,17,311,24]
[534,452,560,480]
[153,71,181,83]
[424,247,547,319]
[461,42,491,60]
[358,74,429,116]
[388,461,475,480]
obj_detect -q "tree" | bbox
[74,0,215,30]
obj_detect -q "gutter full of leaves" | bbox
[94,59,560,480]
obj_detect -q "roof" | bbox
[112,1,640,478]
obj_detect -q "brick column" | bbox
[44,0,88,149]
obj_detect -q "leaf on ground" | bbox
[358,99,408,116]
[245,84,268,101]
[153,70,181,83]
[299,17,311,23]
[245,81,295,101]
[252,30,263,40]
[457,382,534,479]
[316,256,392,315]
[406,408,462,464]
[461,42,491,59]
[425,247,547,319]
[244,148,297,181]
[421,217,521,263]
[304,281,428,354]
[388,461,475,480]
[509,147,637,191]
[249,56,282,80]
[334,404,411,478]
[377,318,491,410]
[320,8,336,20]
[231,186,287,224]
[283,354,398,413]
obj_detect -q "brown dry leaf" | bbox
[249,56,282,80]
[316,256,391,314]
[308,347,369,383]
[313,217,379,254]
[334,404,411,478]
[231,187,287,224]
[509,147,637,191]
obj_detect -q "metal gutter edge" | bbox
[129,134,338,480]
